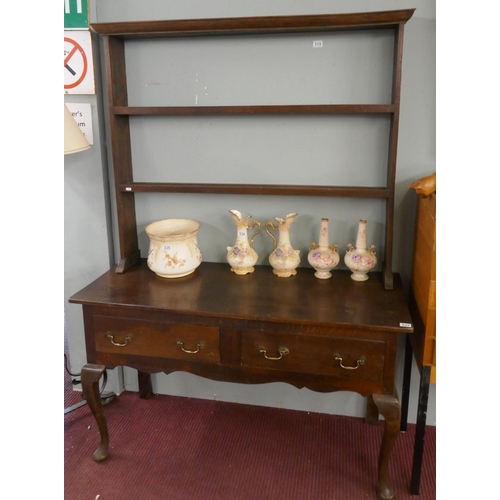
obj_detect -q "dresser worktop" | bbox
[69,260,412,333]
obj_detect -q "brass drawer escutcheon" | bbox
[105,331,133,347]
[177,340,206,354]
[334,353,366,370]
[259,346,289,361]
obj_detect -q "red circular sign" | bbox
[64,37,88,89]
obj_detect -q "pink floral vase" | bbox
[307,218,340,279]
[344,219,377,281]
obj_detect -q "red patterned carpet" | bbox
[64,377,436,500]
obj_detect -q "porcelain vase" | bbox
[226,210,261,275]
[265,212,301,277]
[344,219,377,281]
[145,218,202,278]
[307,218,340,279]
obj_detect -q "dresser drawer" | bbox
[241,330,385,381]
[93,315,220,363]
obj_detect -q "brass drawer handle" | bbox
[177,340,205,354]
[334,354,366,370]
[106,331,133,347]
[259,346,289,360]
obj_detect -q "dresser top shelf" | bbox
[69,261,413,333]
[91,9,415,38]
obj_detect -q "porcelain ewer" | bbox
[226,210,261,275]
[265,212,301,277]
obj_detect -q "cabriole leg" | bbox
[372,393,401,500]
[365,394,380,425]
[81,364,109,462]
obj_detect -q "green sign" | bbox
[64,0,89,29]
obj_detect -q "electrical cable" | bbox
[64,353,109,394]
[64,354,114,415]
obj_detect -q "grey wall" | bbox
[64,2,123,394]
[64,0,436,424]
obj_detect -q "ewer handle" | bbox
[265,221,279,249]
[247,220,261,248]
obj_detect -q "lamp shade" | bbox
[64,104,90,154]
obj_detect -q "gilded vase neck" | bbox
[319,218,329,247]
[355,219,367,249]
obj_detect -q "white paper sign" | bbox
[65,102,94,145]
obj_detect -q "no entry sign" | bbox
[64,30,95,94]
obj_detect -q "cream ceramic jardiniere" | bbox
[145,218,202,278]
